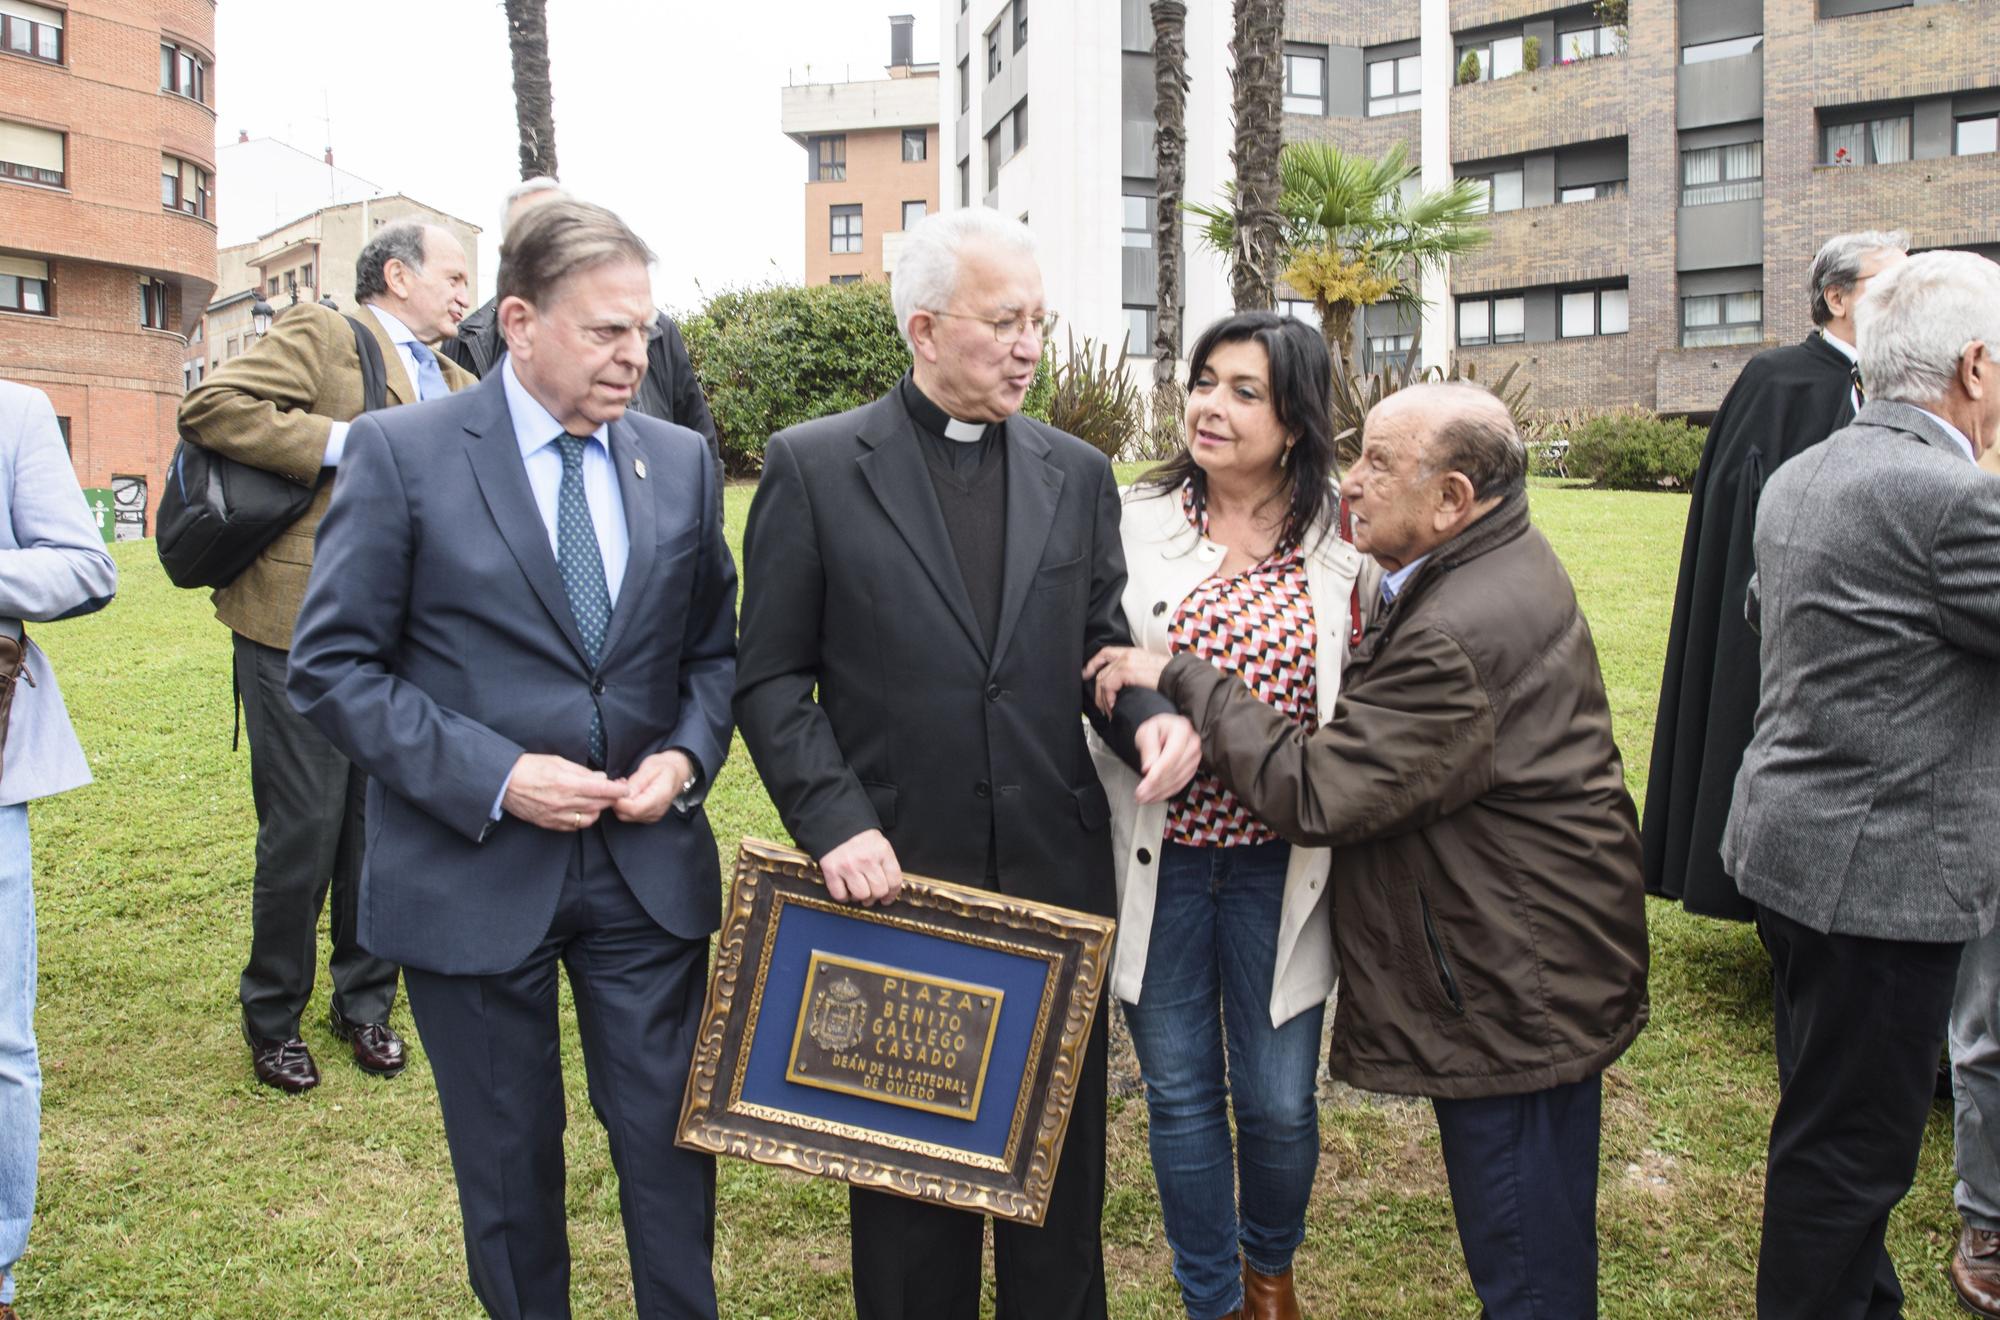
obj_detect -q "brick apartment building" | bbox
[783,14,942,286]
[0,0,219,534]
[1280,0,2000,413]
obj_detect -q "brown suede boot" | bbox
[1243,1258,1302,1320]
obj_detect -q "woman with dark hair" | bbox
[1087,311,1374,1320]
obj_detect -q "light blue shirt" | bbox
[1380,554,1431,605]
[322,304,432,468]
[501,357,630,606]
[1915,406,1977,464]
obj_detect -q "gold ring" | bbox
[571,811,582,828]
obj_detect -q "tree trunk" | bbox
[1320,301,1356,373]
[1227,0,1285,311]
[505,0,558,181]
[1151,1,1190,398]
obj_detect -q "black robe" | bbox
[1642,333,1857,920]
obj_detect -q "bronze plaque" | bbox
[786,952,1005,1120]
[676,839,1114,1225]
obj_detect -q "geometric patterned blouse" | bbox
[1164,481,1320,848]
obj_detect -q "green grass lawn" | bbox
[11,478,1966,1317]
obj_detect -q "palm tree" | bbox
[1190,141,1488,367]
[1226,0,1285,310]
[504,0,558,180]
[1150,1,1190,401]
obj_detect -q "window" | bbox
[958,57,970,114]
[1681,141,1762,205]
[1013,0,1027,52]
[1368,333,1414,371]
[1464,168,1523,214]
[958,159,969,206]
[902,128,927,163]
[1012,99,1028,151]
[161,155,210,218]
[902,200,927,230]
[300,262,313,289]
[1682,289,1762,347]
[1561,286,1628,337]
[1458,35,1524,82]
[225,334,238,359]
[1,5,62,65]
[1122,192,1153,248]
[1559,180,1626,202]
[266,277,279,295]
[160,41,207,102]
[830,274,862,286]
[985,125,1001,191]
[1284,49,1327,115]
[829,204,861,255]
[1457,295,1525,347]
[1682,34,1763,63]
[1823,115,1910,166]
[987,26,1002,78]
[1279,299,1321,327]
[0,256,52,316]
[812,135,846,182]
[1367,55,1421,116]
[54,416,68,453]
[1122,305,1154,356]
[1558,25,1620,62]
[0,120,63,187]
[140,277,170,331]
[1956,114,1998,157]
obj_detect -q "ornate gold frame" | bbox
[676,838,1115,1225]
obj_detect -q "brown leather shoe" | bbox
[242,1019,319,1094]
[1243,1259,1302,1320]
[1,1300,19,1319]
[1954,1225,2000,1318]
[329,1006,407,1077]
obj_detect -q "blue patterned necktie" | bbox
[406,340,449,401]
[555,434,611,766]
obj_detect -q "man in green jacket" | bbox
[1087,382,1649,1320]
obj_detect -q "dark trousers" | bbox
[1432,1073,1602,1320]
[233,632,397,1039]
[1755,904,1962,1320]
[849,1003,1109,1320]
[404,828,717,1320]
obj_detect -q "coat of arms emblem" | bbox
[807,974,868,1052]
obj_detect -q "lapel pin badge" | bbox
[635,458,648,480]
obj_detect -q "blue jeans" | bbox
[1123,840,1323,1320]
[0,804,36,1307]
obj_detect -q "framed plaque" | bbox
[676,839,1115,1225]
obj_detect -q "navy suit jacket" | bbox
[287,372,736,976]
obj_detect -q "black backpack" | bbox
[156,313,388,590]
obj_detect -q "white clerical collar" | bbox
[943,417,986,443]
[1821,327,1858,363]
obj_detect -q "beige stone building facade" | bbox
[1282,0,2000,414]
[782,15,942,286]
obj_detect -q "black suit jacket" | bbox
[733,390,1170,918]
[287,372,737,975]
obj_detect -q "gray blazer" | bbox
[0,381,117,805]
[1723,400,2000,941]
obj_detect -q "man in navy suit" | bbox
[288,199,735,1320]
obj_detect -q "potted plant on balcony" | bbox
[1458,50,1481,85]
[1523,35,1541,71]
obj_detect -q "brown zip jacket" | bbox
[1160,491,1649,1099]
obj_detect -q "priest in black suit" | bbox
[1644,230,1908,925]
[734,208,1201,1320]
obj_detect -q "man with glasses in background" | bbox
[735,207,1200,1320]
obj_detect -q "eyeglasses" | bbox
[928,308,1059,346]
[563,314,665,347]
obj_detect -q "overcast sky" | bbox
[213,1,942,312]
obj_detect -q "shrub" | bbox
[1043,331,1143,461]
[1457,51,1481,85]
[1522,35,1542,70]
[1558,407,1707,491]
[678,281,909,474]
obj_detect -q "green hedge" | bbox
[1557,407,1707,491]
[678,282,910,475]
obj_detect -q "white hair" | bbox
[1854,250,2000,406]
[500,176,565,239]
[890,208,1039,351]
[1809,229,1908,326]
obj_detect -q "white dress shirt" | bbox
[1821,327,1864,416]
[321,304,429,468]
[1915,406,1978,464]
[500,358,630,604]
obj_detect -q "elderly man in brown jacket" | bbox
[1089,382,1648,1320]
[179,222,474,1093]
